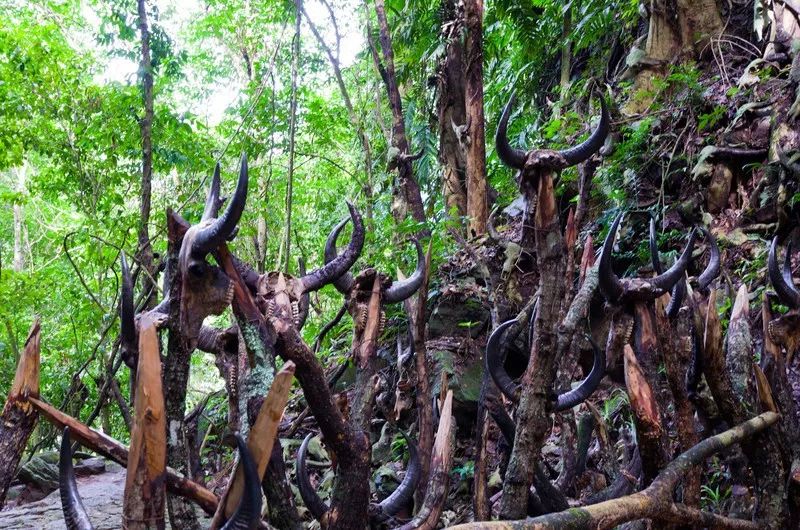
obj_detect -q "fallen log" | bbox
[28,395,219,516]
[446,411,778,530]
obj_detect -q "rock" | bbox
[16,456,59,493]
[75,457,106,477]
[428,291,490,340]
[371,423,393,465]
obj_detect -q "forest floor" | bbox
[0,461,210,529]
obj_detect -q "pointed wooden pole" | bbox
[123,314,167,529]
[0,319,41,507]
[209,361,295,529]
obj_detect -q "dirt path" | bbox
[0,462,210,529]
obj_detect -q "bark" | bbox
[0,320,40,507]
[215,247,301,529]
[137,0,156,310]
[437,0,467,221]
[655,304,699,507]
[372,0,427,227]
[701,289,789,526]
[449,412,778,530]
[351,275,383,431]
[163,214,201,530]
[644,0,724,63]
[29,396,219,515]
[123,315,167,530]
[499,173,565,519]
[463,0,488,236]
[275,325,370,530]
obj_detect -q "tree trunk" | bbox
[137,0,156,310]
[163,214,201,530]
[373,0,427,228]
[463,0,488,237]
[499,173,565,519]
[12,163,28,272]
[0,320,40,507]
[300,1,376,227]
[437,0,467,223]
[282,0,301,272]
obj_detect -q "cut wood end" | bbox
[623,345,661,426]
[9,318,42,399]
[731,284,749,321]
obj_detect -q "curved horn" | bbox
[296,433,329,521]
[323,215,357,294]
[376,431,421,517]
[485,319,522,403]
[221,434,263,530]
[650,229,697,293]
[769,237,800,309]
[554,338,606,411]
[558,93,610,167]
[202,162,222,221]
[598,213,625,303]
[495,92,527,170]
[696,228,720,291]
[649,219,686,318]
[297,257,310,329]
[59,427,95,530]
[665,279,686,319]
[304,202,364,293]
[489,405,516,447]
[120,253,137,368]
[649,218,662,274]
[192,153,249,258]
[384,238,425,304]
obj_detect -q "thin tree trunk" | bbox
[372,0,427,227]
[137,0,156,310]
[560,6,572,93]
[163,214,201,530]
[463,0,488,236]
[12,163,27,272]
[300,1,376,226]
[283,2,301,272]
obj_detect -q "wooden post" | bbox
[210,362,295,529]
[0,319,41,507]
[123,314,167,529]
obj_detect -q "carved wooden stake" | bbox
[210,362,295,529]
[123,314,167,529]
[0,319,41,507]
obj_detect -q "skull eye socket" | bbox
[188,261,206,278]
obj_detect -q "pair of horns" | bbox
[296,431,420,524]
[495,91,610,170]
[649,220,720,316]
[485,319,606,411]
[192,154,249,259]
[324,219,424,303]
[300,202,365,294]
[769,237,800,309]
[59,427,261,530]
[599,213,697,304]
